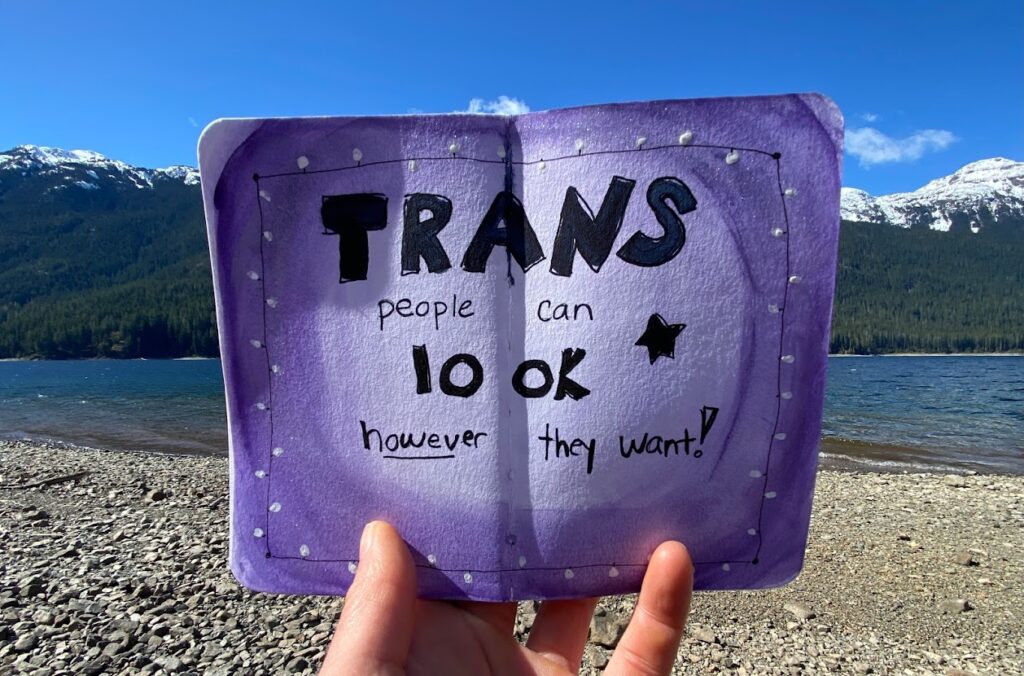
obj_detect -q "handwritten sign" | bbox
[198,95,843,600]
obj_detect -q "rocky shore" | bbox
[1,440,1022,675]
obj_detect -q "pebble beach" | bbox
[1,440,1022,675]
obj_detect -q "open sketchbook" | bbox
[198,95,843,601]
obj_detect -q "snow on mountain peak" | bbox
[841,157,1024,233]
[156,165,201,185]
[23,145,109,165]
[0,144,200,188]
[4,145,1019,227]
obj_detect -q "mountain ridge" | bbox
[840,157,1024,233]
[0,146,1021,357]
[7,142,1020,234]
[0,144,200,190]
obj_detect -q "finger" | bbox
[321,521,416,675]
[525,596,599,672]
[605,541,693,676]
[453,601,519,635]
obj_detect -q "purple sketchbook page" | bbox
[198,95,843,601]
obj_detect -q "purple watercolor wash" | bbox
[198,95,843,601]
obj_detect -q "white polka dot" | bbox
[299,544,310,558]
[747,528,758,535]
[608,567,619,578]
[255,402,267,411]
[722,563,731,571]
[259,190,271,202]
[352,148,363,162]
[247,271,260,280]
[271,364,282,375]
[297,156,309,170]
[564,569,574,579]
[497,146,506,159]
[678,130,694,145]
[427,554,437,566]
[263,230,273,242]
[768,304,781,314]
[254,470,266,479]
[448,142,459,155]
[765,491,777,499]
[789,275,802,285]
[781,355,795,364]
[266,297,278,308]
[749,469,763,478]
[249,339,263,348]
[518,556,527,568]
[781,391,793,400]
[272,447,284,457]
[347,562,357,574]
[408,159,417,172]
[253,528,264,538]
[774,432,787,441]
[772,227,786,238]
[463,572,473,584]
[635,136,647,148]
[784,187,797,197]
[725,150,740,165]
[269,502,281,512]
[574,138,585,152]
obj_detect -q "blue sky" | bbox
[2,1,1020,195]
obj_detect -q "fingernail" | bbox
[360,521,379,558]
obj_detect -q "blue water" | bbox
[820,356,1023,474]
[0,359,227,455]
[0,357,1021,473]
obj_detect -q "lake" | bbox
[0,356,1021,474]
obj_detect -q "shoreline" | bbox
[2,353,1021,363]
[831,352,1023,358]
[0,357,219,362]
[2,439,1022,673]
[5,432,1021,479]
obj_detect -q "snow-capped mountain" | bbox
[841,158,1024,233]
[0,144,200,190]
[4,145,1020,235]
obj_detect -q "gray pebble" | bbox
[285,656,309,672]
[784,602,816,621]
[14,633,39,651]
[938,599,973,614]
[690,625,719,644]
[589,613,627,648]
[952,551,978,566]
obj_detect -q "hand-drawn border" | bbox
[248,142,793,576]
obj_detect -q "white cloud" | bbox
[846,127,957,167]
[188,116,199,128]
[465,96,530,116]
[861,112,879,122]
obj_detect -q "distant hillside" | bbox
[0,146,216,358]
[0,145,1021,358]
[833,222,1022,353]
[835,157,1024,353]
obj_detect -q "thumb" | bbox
[321,521,417,675]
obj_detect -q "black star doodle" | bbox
[635,313,686,364]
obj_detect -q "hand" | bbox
[321,521,694,675]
